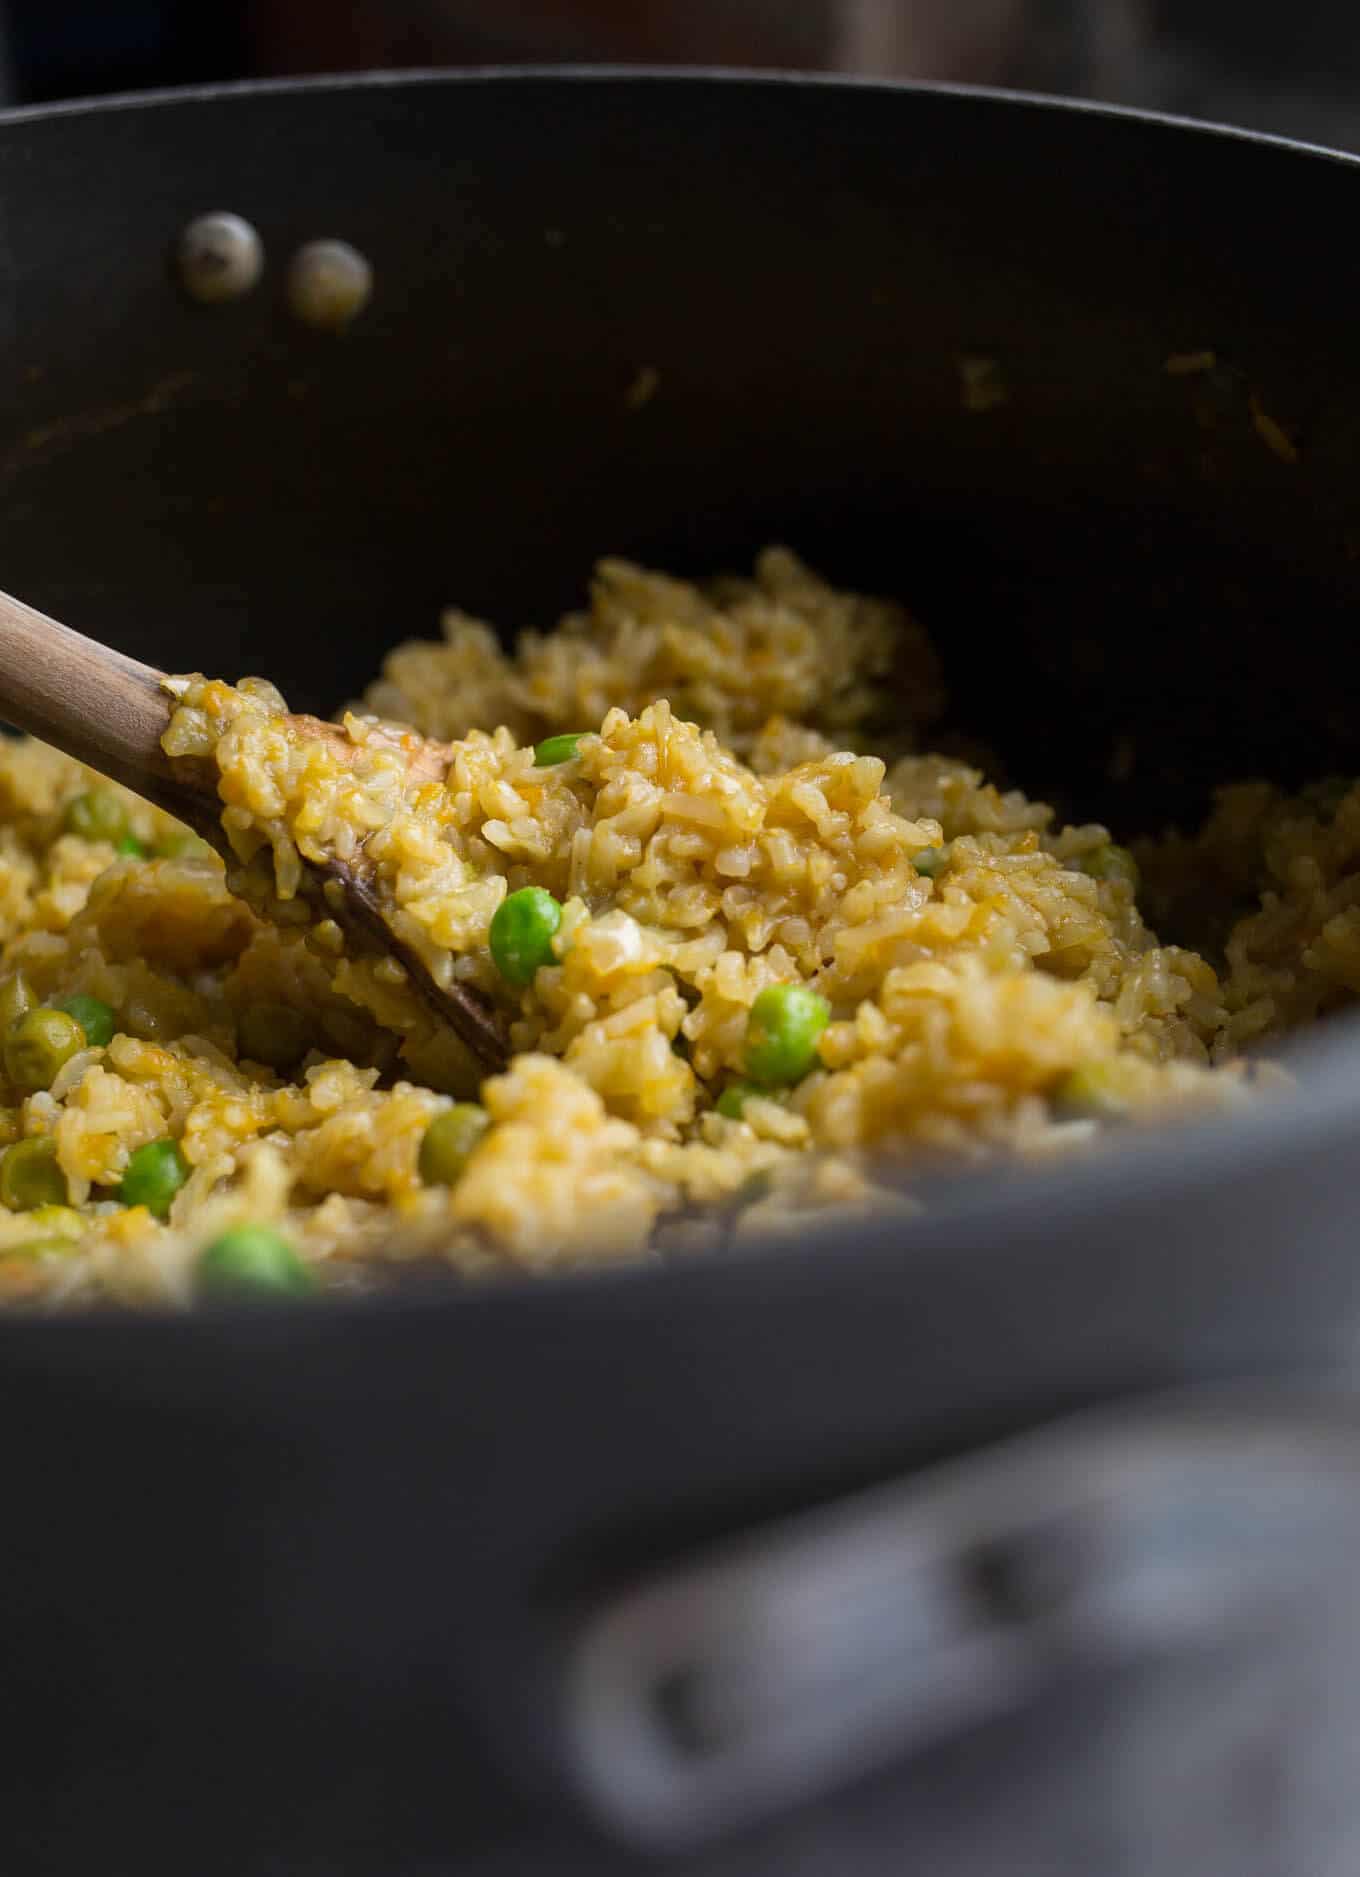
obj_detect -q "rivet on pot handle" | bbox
[562,1388,1360,1854]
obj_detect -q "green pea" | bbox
[533,732,585,767]
[4,1007,86,1091]
[196,1225,316,1299]
[419,1104,489,1186]
[912,846,948,879]
[0,972,35,1035]
[118,1138,189,1220]
[744,984,831,1087]
[716,1080,763,1119]
[156,830,216,862]
[1051,1060,1135,1122]
[64,790,130,844]
[237,1002,314,1072]
[115,835,148,858]
[0,1137,67,1210]
[489,887,563,987]
[1079,843,1140,893]
[54,994,116,1049]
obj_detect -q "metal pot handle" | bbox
[562,1386,1360,1854]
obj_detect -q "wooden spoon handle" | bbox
[0,586,186,810]
[0,586,508,1067]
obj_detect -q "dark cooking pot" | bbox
[3,69,1360,1877]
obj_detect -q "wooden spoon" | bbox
[0,587,508,1071]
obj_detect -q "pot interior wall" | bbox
[0,76,1357,836]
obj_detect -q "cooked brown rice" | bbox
[0,548,1344,1307]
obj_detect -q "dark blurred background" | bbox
[2,0,1360,150]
